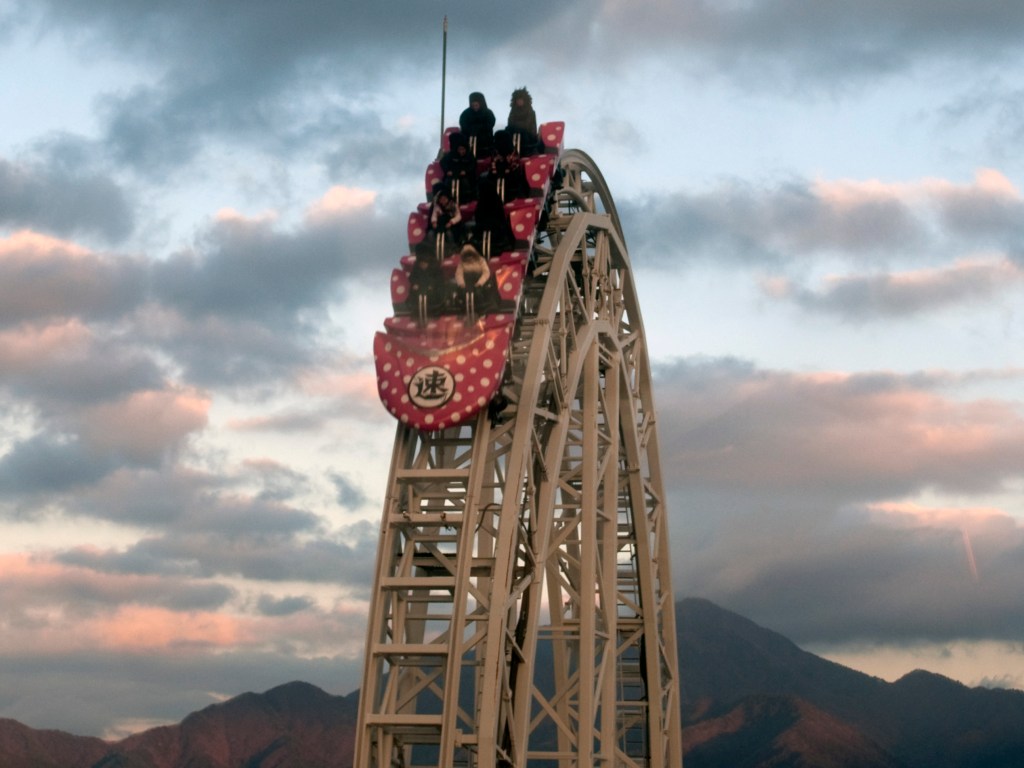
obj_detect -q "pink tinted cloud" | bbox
[812,168,1020,209]
[776,168,1024,257]
[0,553,367,657]
[300,367,382,409]
[866,500,1014,531]
[0,554,243,653]
[77,388,210,463]
[226,366,384,432]
[305,185,376,225]
[0,230,90,260]
[665,367,1024,495]
[89,605,250,650]
[0,319,94,372]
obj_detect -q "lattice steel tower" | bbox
[356,150,682,768]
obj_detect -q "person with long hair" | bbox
[506,86,538,155]
[455,244,500,314]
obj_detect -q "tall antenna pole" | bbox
[440,16,448,149]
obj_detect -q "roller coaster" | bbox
[357,111,682,768]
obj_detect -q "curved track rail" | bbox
[356,149,682,768]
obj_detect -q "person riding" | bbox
[488,130,528,201]
[455,244,500,314]
[506,87,538,155]
[408,241,450,320]
[428,184,466,255]
[471,182,514,257]
[440,131,478,203]
[459,91,496,157]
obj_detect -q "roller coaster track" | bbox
[355,149,682,768]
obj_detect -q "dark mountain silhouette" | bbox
[678,597,1024,768]
[92,681,360,768]
[682,694,903,768]
[0,718,109,767]
[3,599,1023,767]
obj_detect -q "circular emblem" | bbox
[408,365,456,408]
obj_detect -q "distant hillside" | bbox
[0,718,108,768]
[2,598,1023,767]
[682,694,903,768]
[678,597,1024,768]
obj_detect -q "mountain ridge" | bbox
[3,598,1022,768]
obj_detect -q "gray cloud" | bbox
[0,391,207,499]
[656,356,1024,646]
[621,168,1024,272]
[153,223,349,320]
[697,512,1024,646]
[940,80,1024,162]
[55,466,377,586]
[14,0,1021,182]
[595,1,1024,87]
[150,190,401,314]
[8,552,236,611]
[257,594,315,617]
[0,238,146,327]
[0,649,363,737]
[620,179,923,267]
[0,157,133,242]
[140,196,400,386]
[0,435,116,497]
[1,335,164,405]
[765,258,1024,320]
[71,467,224,529]
[20,1,575,176]
[127,524,377,586]
[141,314,317,389]
[330,471,367,510]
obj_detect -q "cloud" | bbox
[152,210,346,319]
[149,189,398,319]
[701,503,1024,646]
[0,232,146,326]
[50,465,377,586]
[330,472,368,510]
[657,356,1024,646]
[763,257,1024,320]
[0,434,117,497]
[621,177,921,266]
[0,551,362,660]
[75,388,209,465]
[594,1,1024,85]
[137,194,400,387]
[0,552,234,615]
[19,0,1023,187]
[0,158,133,242]
[0,386,208,496]
[622,169,1024,268]
[256,594,315,617]
[658,357,1024,500]
[0,319,207,497]
[17,1,576,176]
[939,80,1024,161]
[123,521,377,585]
[0,320,163,404]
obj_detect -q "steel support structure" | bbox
[355,150,682,768]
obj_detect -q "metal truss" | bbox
[355,150,682,768]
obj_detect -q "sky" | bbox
[1,0,1023,740]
